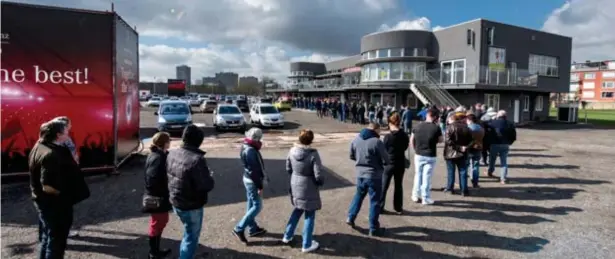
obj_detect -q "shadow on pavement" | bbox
[435,200,583,215]
[314,232,490,259]
[507,163,579,170]
[507,153,562,158]
[404,210,555,225]
[508,177,610,186]
[509,148,548,152]
[469,186,584,201]
[385,226,549,253]
[0,155,353,228]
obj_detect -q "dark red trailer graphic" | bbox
[167,79,186,97]
[0,2,140,175]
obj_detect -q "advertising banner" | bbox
[488,47,506,72]
[167,79,186,96]
[114,16,140,164]
[1,3,115,174]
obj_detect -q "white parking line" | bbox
[194,123,207,127]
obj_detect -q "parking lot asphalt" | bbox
[140,103,366,139]
[2,124,615,259]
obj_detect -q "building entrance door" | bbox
[513,99,520,123]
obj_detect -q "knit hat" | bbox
[245,127,263,141]
[182,124,205,148]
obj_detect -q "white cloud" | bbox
[378,17,433,31]
[11,0,438,84]
[542,0,615,62]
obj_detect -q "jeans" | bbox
[36,201,73,259]
[174,207,204,259]
[412,155,436,199]
[468,151,481,185]
[283,208,316,249]
[488,144,510,181]
[347,177,382,231]
[380,165,405,212]
[234,180,263,234]
[368,112,375,123]
[439,123,446,135]
[446,157,469,193]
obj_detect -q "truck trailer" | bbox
[0,1,140,176]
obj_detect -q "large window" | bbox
[603,72,615,78]
[584,73,596,80]
[529,54,559,77]
[362,62,425,82]
[535,96,543,111]
[440,59,466,84]
[361,48,428,59]
[378,63,389,80]
[390,63,402,80]
[485,94,500,111]
[601,92,614,98]
[523,95,530,111]
[602,81,615,88]
[370,93,396,106]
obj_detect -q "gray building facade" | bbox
[269,18,572,123]
[176,65,192,87]
[215,72,239,90]
[239,76,259,86]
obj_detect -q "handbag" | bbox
[142,194,162,211]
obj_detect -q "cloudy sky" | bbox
[12,0,615,83]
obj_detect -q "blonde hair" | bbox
[150,132,171,150]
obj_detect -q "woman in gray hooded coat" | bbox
[281,129,324,253]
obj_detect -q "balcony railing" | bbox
[424,66,538,87]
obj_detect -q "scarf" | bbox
[244,138,262,150]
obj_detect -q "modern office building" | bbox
[176,65,192,87]
[268,18,572,123]
[139,82,168,95]
[569,60,615,109]
[239,76,259,86]
[215,72,239,90]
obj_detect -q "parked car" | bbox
[274,100,292,111]
[200,100,218,113]
[154,100,193,133]
[189,96,201,106]
[213,104,246,132]
[250,103,284,128]
[234,99,249,111]
[197,94,209,103]
[179,96,191,103]
[147,97,162,107]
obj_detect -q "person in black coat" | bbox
[143,132,173,258]
[379,113,409,214]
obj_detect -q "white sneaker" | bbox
[301,240,320,253]
[422,198,434,205]
[282,236,293,244]
[411,196,421,203]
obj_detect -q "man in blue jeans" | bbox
[488,110,517,184]
[347,123,390,236]
[443,113,473,196]
[167,125,215,259]
[233,128,268,243]
[465,114,485,188]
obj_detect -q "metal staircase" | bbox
[409,71,461,108]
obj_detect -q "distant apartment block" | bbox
[570,60,615,108]
[239,76,259,86]
[176,65,192,86]
[215,72,239,89]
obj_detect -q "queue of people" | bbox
[28,101,515,258]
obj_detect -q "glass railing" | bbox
[424,66,538,87]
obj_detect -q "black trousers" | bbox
[380,165,405,212]
[35,201,73,259]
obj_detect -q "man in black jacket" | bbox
[167,125,215,259]
[487,110,517,184]
[29,120,90,259]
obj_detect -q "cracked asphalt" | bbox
[2,111,614,259]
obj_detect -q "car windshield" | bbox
[151,98,161,101]
[206,101,217,105]
[260,106,279,114]
[236,100,246,105]
[218,106,241,114]
[160,104,190,115]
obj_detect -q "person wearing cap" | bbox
[487,110,517,184]
[233,127,268,243]
[443,113,473,196]
[167,125,215,259]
